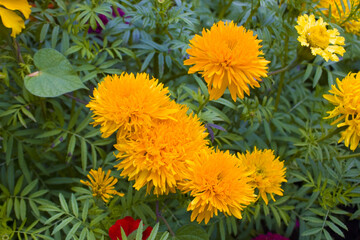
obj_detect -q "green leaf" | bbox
[20,198,26,220]
[141,52,155,71]
[36,129,62,138]
[329,215,348,230]
[52,216,74,234]
[175,224,209,240]
[71,194,79,218]
[59,193,69,213]
[326,221,344,237]
[313,66,323,88]
[303,64,313,82]
[147,223,159,240]
[24,48,87,97]
[14,175,24,196]
[82,199,89,222]
[301,227,322,236]
[21,179,38,196]
[81,138,87,171]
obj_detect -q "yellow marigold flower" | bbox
[179,149,255,224]
[86,73,179,138]
[0,0,32,37]
[237,147,287,205]
[114,103,209,195]
[184,21,270,102]
[323,72,360,150]
[337,116,360,151]
[318,0,360,35]
[80,168,124,203]
[295,14,345,62]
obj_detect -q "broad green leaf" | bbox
[24,48,87,97]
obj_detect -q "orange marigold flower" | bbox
[184,21,270,102]
[114,102,209,195]
[80,168,124,203]
[179,148,255,224]
[318,0,360,35]
[237,147,287,205]
[323,72,360,150]
[86,73,179,138]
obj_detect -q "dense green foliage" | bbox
[1,0,360,239]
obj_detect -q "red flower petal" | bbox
[108,216,143,240]
[142,226,153,240]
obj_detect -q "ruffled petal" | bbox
[0,0,31,18]
[0,7,25,37]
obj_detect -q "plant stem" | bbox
[243,0,260,27]
[218,0,234,19]
[196,95,210,114]
[155,200,175,237]
[339,3,360,26]
[268,57,298,76]
[13,39,24,64]
[317,126,347,143]
[274,34,290,111]
[64,93,88,105]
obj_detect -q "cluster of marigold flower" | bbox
[2,0,360,237]
[78,0,360,228]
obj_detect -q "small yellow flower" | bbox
[115,102,209,196]
[237,147,287,205]
[0,0,32,37]
[184,21,270,102]
[80,168,124,203]
[295,14,345,61]
[323,72,360,150]
[86,73,179,138]
[318,0,360,35]
[179,148,255,224]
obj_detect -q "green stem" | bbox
[339,3,360,26]
[156,200,175,237]
[196,95,210,114]
[243,0,260,27]
[218,0,234,19]
[274,35,289,111]
[317,126,347,143]
[268,57,298,76]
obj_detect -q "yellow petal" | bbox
[0,0,31,18]
[0,7,25,37]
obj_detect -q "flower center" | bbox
[307,25,330,49]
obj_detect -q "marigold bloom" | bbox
[318,0,360,35]
[86,73,178,138]
[237,147,287,205]
[295,14,345,62]
[114,103,209,195]
[323,72,360,150]
[80,168,124,203]
[184,21,270,102]
[179,149,255,224]
[0,0,32,37]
